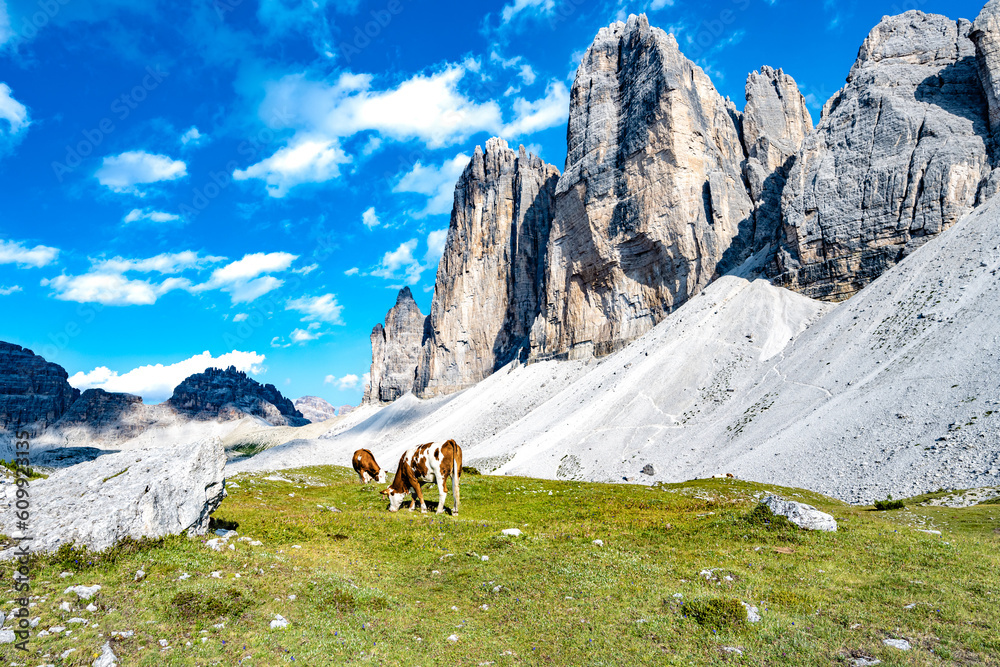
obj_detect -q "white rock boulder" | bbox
[762,496,837,532]
[0,439,226,558]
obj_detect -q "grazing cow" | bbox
[381,440,462,515]
[352,449,384,483]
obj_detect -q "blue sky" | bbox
[0,0,987,407]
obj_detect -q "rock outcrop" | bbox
[167,366,308,426]
[972,0,1000,139]
[415,138,559,397]
[293,396,339,423]
[772,11,992,300]
[762,496,838,532]
[0,438,227,556]
[0,342,80,432]
[532,14,753,360]
[53,388,153,439]
[364,287,426,404]
[742,66,813,251]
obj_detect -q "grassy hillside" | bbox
[4,469,999,666]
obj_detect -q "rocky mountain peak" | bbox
[293,395,339,423]
[167,366,307,427]
[364,286,427,404]
[0,341,80,432]
[972,0,1000,138]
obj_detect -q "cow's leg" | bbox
[414,484,427,513]
[436,476,447,515]
[357,470,365,483]
[408,489,418,511]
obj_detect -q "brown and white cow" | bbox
[352,448,384,483]
[381,440,462,515]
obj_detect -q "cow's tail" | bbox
[451,441,460,515]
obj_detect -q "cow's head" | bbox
[380,486,405,512]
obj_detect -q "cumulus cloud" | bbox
[290,327,323,343]
[232,136,350,198]
[180,126,204,146]
[325,373,359,390]
[96,150,187,195]
[0,285,22,295]
[43,250,296,306]
[393,153,469,217]
[343,267,359,276]
[501,81,570,137]
[68,350,266,403]
[425,229,448,266]
[194,252,299,303]
[370,239,423,286]
[123,208,182,225]
[500,0,556,24]
[361,206,380,229]
[286,293,344,324]
[0,238,59,267]
[233,313,249,322]
[0,83,30,154]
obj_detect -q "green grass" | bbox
[3,468,999,665]
[0,458,47,479]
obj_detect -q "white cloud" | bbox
[502,81,570,137]
[344,267,359,276]
[361,206,380,229]
[233,313,249,322]
[68,350,266,403]
[180,126,204,145]
[0,285,21,295]
[490,51,537,86]
[290,327,323,343]
[43,273,180,306]
[286,293,344,324]
[293,263,318,275]
[323,374,336,384]
[123,208,182,224]
[0,83,30,154]
[42,250,295,306]
[97,251,224,275]
[195,252,298,304]
[370,239,423,285]
[232,136,349,198]
[96,150,187,195]
[332,373,359,390]
[425,229,448,266]
[500,0,555,24]
[393,153,468,217]
[0,238,59,267]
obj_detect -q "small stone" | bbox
[741,602,761,623]
[501,528,523,537]
[210,571,222,579]
[65,585,101,600]
[762,496,837,532]
[447,634,459,643]
[158,639,168,647]
[481,555,489,561]
[86,604,98,612]
[641,464,656,476]
[59,572,73,579]
[68,617,88,624]
[883,638,911,651]
[60,601,72,612]
[722,647,743,655]
[270,614,289,629]
[851,658,881,667]
[134,570,145,582]
[592,539,603,547]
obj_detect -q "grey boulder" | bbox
[763,495,838,532]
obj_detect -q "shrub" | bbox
[743,503,796,531]
[47,537,166,571]
[0,459,46,479]
[873,496,906,511]
[461,466,481,475]
[682,598,746,629]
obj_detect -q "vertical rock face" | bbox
[293,396,339,423]
[54,388,151,439]
[533,14,754,360]
[414,138,559,397]
[363,287,426,404]
[972,0,1000,138]
[773,11,991,300]
[741,66,813,250]
[0,342,80,432]
[167,366,308,426]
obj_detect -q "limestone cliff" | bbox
[531,14,753,360]
[363,287,426,404]
[773,11,992,300]
[0,342,80,433]
[742,66,813,252]
[414,138,559,397]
